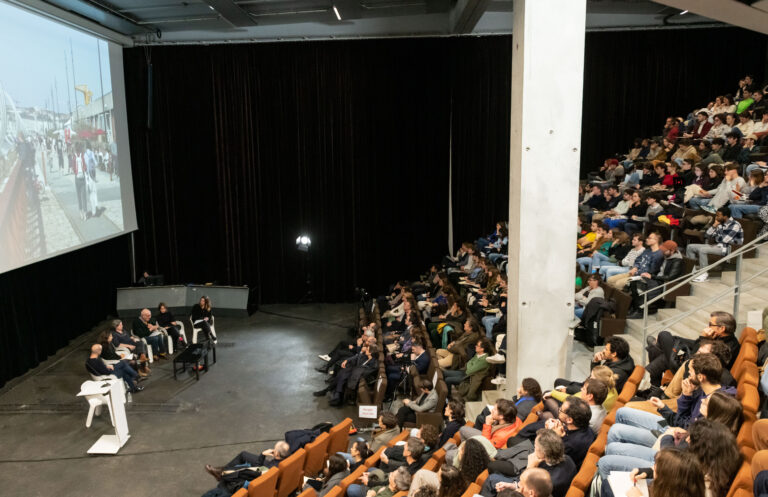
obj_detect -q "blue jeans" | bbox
[347,484,366,497]
[577,256,593,273]
[730,203,762,218]
[604,218,628,230]
[481,474,517,497]
[482,314,501,338]
[598,453,656,479]
[144,334,167,355]
[112,360,137,391]
[575,306,585,319]
[600,265,629,279]
[688,196,712,210]
[746,164,768,176]
[591,252,615,273]
[607,407,664,447]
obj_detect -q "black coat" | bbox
[346,354,379,389]
[653,254,684,283]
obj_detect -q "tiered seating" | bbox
[563,327,761,496]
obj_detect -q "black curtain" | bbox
[124,37,515,304]
[449,37,512,249]
[0,235,131,387]
[580,27,768,175]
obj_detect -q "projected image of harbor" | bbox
[0,2,128,272]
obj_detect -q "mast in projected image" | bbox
[0,1,136,275]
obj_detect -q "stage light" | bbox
[333,5,342,20]
[679,9,688,15]
[296,234,312,252]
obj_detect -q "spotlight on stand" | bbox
[296,235,311,252]
[296,234,313,303]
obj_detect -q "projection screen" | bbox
[0,0,138,275]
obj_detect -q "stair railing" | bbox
[634,230,768,364]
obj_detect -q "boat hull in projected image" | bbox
[0,2,137,275]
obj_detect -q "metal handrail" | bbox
[642,265,768,335]
[637,233,768,364]
[637,231,768,307]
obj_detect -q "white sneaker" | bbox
[693,272,709,283]
[487,353,506,364]
[318,354,331,362]
[490,376,507,385]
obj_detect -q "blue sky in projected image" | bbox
[0,1,111,109]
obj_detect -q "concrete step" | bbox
[465,401,486,425]
[721,271,768,287]
[482,389,504,405]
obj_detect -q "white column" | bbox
[505,0,586,391]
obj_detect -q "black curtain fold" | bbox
[124,38,481,303]
[0,235,131,387]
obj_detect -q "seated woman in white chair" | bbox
[98,330,148,377]
[191,296,216,343]
[156,302,186,347]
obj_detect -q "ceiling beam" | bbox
[202,0,256,27]
[653,0,768,35]
[449,0,491,33]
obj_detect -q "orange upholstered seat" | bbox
[365,446,386,467]
[617,382,637,404]
[248,467,281,497]
[303,432,331,477]
[475,469,489,486]
[571,453,599,491]
[738,383,759,420]
[460,483,481,497]
[421,458,438,472]
[432,447,447,466]
[740,327,758,345]
[340,465,367,492]
[388,430,410,447]
[328,419,353,456]
[565,487,585,497]
[725,461,753,497]
[627,366,645,385]
[276,449,306,497]
[295,487,317,497]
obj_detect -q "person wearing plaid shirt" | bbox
[686,206,744,282]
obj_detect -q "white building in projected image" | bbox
[75,92,114,142]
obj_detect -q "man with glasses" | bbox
[643,311,740,390]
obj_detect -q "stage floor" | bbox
[0,303,360,497]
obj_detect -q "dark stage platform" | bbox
[0,303,358,497]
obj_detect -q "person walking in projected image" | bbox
[85,141,99,218]
[72,142,88,220]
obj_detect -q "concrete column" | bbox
[505,0,586,391]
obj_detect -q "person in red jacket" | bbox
[459,398,522,449]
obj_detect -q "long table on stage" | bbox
[116,284,253,317]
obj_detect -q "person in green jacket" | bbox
[443,338,494,401]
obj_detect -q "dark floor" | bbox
[0,303,361,497]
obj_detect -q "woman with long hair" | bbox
[624,449,705,497]
[456,438,490,485]
[191,296,216,342]
[349,441,373,471]
[700,391,743,435]
[688,419,742,497]
[437,465,465,497]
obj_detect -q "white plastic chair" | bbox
[80,380,116,428]
[189,315,217,344]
